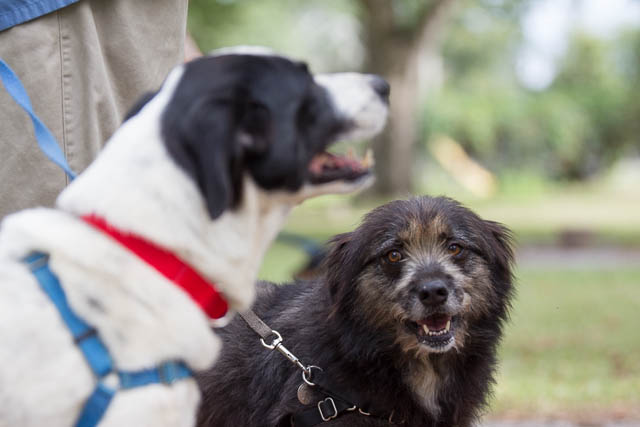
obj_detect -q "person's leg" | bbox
[58,0,188,174]
[0,11,67,218]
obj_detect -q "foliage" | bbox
[187,0,363,72]
[423,5,640,180]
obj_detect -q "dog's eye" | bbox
[447,244,463,257]
[386,250,403,263]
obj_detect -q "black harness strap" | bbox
[291,370,402,426]
[292,396,356,426]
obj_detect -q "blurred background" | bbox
[188,0,640,425]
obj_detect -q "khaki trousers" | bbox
[0,0,188,218]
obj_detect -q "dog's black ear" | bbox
[163,97,244,219]
[324,232,361,303]
[236,101,271,156]
[483,220,515,283]
[162,92,275,219]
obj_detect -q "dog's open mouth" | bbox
[408,313,456,351]
[308,148,374,184]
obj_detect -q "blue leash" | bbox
[0,58,77,180]
[23,253,192,427]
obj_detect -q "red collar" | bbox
[82,215,228,319]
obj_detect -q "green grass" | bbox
[491,267,640,419]
[468,188,640,246]
[259,240,312,283]
[271,179,640,248]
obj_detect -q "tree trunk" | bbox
[360,0,455,196]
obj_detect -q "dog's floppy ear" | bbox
[163,97,245,219]
[324,232,361,303]
[482,220,515,286]
[236,100,271,156]
[162,82,275,220]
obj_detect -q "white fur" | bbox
[209,45,277,57]
[405,358,442,417]
[0,56,387,426]
[208,48,390,144]
[315,73,389,141]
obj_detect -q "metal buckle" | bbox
[158,363,177,385]
[317,397,338,422]
[23,253,49,270]
[74,327,97,344]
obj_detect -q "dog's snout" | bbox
[369,75,390,102]
[418,279,449,306]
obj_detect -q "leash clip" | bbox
[260,330,283,349]
[261,329,316,375]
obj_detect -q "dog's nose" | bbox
[369,75,390,102]
[418,280,449,306]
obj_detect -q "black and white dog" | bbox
[197,196,514,427]
[0,48,388,426]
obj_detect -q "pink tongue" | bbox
[309,153,364,175]
[308,155,327,174]
[423,314,450,331]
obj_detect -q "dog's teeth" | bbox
[362,148,375,168]
[346,147,355,159]
[445,320,451,332]
[422,324,429,335]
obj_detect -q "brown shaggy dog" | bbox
[196,196,515,426]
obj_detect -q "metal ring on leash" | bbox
[302,365,322,386]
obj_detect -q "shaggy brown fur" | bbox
[197,196,515,426]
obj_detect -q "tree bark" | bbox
[360,0,456,196]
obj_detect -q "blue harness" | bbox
[24,253,193,427]
[3,52,193,427]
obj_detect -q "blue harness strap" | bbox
[119,361,192,389]
[24,253,113,377]
[23,253,192,427]
[74,383,116,427]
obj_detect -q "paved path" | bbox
[482,421,639,427]
[517,245,640,270]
